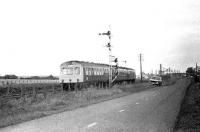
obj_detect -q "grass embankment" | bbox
[174,80,200,131]
[0,77,177,128]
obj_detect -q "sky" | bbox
[0,0,199,76]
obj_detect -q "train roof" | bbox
[61,60,135,71]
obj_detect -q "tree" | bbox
[186,67,195,76]
[4,74,18,79]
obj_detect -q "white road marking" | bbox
[136,102,139,104]
[87,122,97,128]
[119,110,125,112]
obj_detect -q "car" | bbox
[149,75,162,86]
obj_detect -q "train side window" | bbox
[100,69,103,75]
[88,69,90,75]
[85,68,88,75]
[89,68,91,75]
[94,68,96,75]
[91,68,93,75]
[95,69,97,75]
[95,68,98,75]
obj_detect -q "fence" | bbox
[0,80,61,105]
[0,79,59,86]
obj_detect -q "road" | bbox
[0,79,189,132]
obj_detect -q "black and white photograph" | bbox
[0,0,199,131]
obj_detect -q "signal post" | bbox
[99,29,112,88]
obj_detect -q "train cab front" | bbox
[59,64,84,90]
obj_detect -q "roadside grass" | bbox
[117,82,152,93]
[174,80,200,131]
[0,87,125,128]
[0,77,179,128]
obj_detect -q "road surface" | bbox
[0,79,189,132]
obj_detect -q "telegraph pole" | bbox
[196,62,198,73]
[139,54,143,82]
[99,27,112,88]
[159,64,162,75]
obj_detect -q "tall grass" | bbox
[0,87,123,128]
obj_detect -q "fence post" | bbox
[61,83,63,92]
[21,85,26,102]
[20,85,23,98]
[43,85,47,99]
[6,86,10,96]
[76,79,79,93]
[52,84,55,93]
[32,86,36,100]
[69,79,71,91]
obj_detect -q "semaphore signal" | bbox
[98,26,112,88]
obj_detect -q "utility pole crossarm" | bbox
[98,31,111,36]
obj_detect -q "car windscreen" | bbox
[151,76,161,80]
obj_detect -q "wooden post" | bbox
[5,81,9,96]
[60,83,63,93]
[75,84,77,93]
[6,86,10,96]
[68,83,71,91]
[20,86,23,98]
[33,86,36,99]
[21,85,26,102]
[52,84,55,93]
[69,79,71,91]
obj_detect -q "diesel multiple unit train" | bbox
[59,61,136,89]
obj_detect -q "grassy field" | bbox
[0,77,178,128]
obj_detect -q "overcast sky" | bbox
[0,0,199,76]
